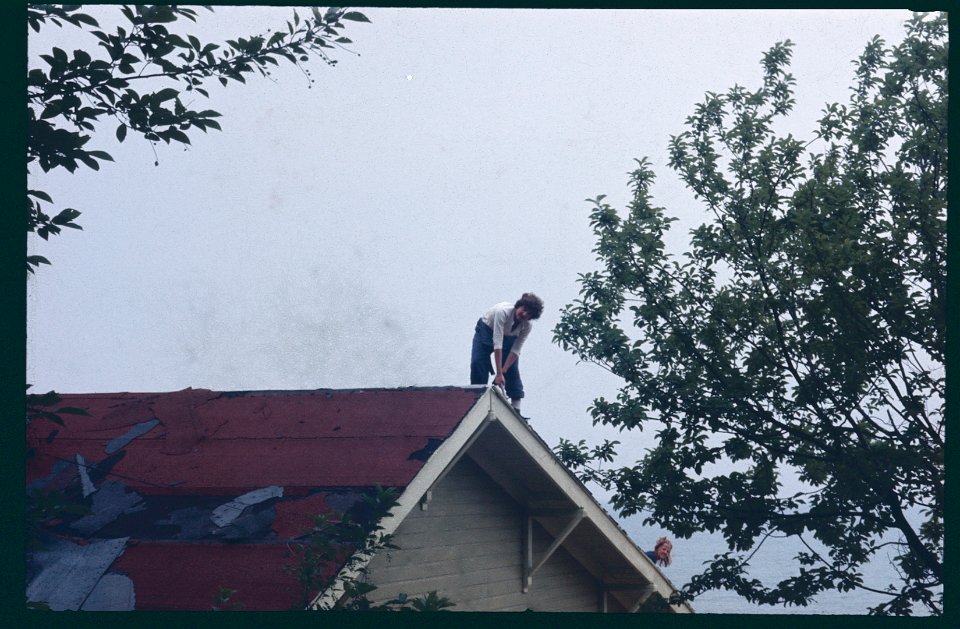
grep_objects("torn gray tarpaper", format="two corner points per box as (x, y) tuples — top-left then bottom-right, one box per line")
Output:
(105, 419), (161, 454)
(213, 506), (277, 540)
(26, 537), (129, 610)
(158, 506), (216, 540)
(71, 480), (146, 536)
(211, 486), (283, 527)
(77, 453), (95, 497)
(80, 572), (136, 611)
(26, 458), (72, 493)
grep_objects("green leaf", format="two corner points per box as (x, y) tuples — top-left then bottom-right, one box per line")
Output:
(87, 150), (114, 162)
(73, 49), (92, 66)
(74, 13), (99, 27)
(116, 124), (127, 143)
(341, 12), (371, 23)
(55, 407), (90, 416)
(77, 154), (100, 171)
(153, 88), (180, 102)
(166, 33), (189, 48)
(167, 129), (191, 145)
(27, 68), (47, 86)
(52, 208), (82, 225)
(31, 391), (61, 407)
(27, 189), (53, 203)
(39, 412), (65, 426)
(40, 100), (67, 120)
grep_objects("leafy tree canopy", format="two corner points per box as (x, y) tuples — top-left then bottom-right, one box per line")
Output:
(553, 12), (945, 616)
(27, 4), (369, 272)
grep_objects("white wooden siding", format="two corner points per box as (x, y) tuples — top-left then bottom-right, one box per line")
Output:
(364, 456), (602, 611)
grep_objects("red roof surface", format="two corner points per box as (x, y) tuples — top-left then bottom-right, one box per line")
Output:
(112, 542), (306, 610)
(27, 387), (483, 494)
(26, 386), (485, 610)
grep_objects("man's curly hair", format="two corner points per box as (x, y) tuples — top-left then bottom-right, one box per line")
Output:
(515, 293), (544, 319)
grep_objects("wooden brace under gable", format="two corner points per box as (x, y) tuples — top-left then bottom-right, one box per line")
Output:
(601, 584), (656, 613)
(523, 508), (585, 592)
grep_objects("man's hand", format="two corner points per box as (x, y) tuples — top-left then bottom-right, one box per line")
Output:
(493, 373), (505, 388)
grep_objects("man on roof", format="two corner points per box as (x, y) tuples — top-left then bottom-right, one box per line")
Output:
(470, 293), (544, 415)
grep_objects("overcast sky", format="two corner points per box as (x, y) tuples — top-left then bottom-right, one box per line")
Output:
(27, 6), (919, 612)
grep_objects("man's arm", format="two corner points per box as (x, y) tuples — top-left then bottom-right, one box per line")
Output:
(491, 308), (509, 386)
(494, 348), (519, 388)
(493, 348), (506, 387)
(502, 351), (518, 373)
(510, 323), (531, 355)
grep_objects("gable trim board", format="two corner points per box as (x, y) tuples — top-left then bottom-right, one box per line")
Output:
(310, 387), (692, 613)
